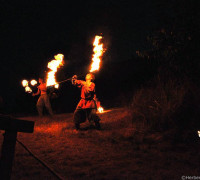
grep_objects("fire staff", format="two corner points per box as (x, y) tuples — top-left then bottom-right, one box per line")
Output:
(72, 73), (101, 130)
(32, 78), (54, 117)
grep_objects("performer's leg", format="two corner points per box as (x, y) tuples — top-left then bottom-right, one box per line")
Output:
(44, 94), (54, 116)
(88, 109), (101, 130)
(74, 109), (86, 130)
(36, 96), (44, 117)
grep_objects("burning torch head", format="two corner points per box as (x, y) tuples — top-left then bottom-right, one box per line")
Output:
(85, 73), (95, 81)
(30, 79), (37, 86)
(22, 80), (29, 87)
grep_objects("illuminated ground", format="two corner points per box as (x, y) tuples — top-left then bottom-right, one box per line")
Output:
(0, 108), (199, 179)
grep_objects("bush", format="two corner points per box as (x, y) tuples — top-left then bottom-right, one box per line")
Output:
(130, 76), (190, 131)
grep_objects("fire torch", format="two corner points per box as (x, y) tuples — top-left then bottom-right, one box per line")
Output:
(89, 35), (105, 113)
(21, 79), (38, 93)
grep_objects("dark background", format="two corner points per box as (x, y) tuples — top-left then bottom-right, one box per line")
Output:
(0, 0), (198, 116)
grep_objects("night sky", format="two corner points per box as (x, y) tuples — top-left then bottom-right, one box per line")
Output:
(0, 0), (197, 115)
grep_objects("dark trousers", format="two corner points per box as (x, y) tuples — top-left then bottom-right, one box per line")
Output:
(74, 108), (101, 129)
(36, 94), (53, 116)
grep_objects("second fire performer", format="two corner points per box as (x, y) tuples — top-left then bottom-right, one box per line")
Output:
(32, 78), (54, 117)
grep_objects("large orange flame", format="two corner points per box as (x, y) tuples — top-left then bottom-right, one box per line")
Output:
(90, 35), (105, 111)
(90, 35), (104, 72)
(46, 54), (64, 87)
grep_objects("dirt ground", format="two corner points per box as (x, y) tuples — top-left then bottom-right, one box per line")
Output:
(0, 108), (200, 180)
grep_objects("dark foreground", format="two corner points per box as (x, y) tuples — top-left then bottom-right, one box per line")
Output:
(0, 108), (200, 180)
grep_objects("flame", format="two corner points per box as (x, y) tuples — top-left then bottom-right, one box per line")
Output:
(25, 86), (32, 93)
(22, 79), (33, 93)
(54, 84), (59, 89)
(90, 35), (104, 72)
(22, 80), (28, 87)
(46, 54), (64, 87)
(98, 106), (104, 113)
(198, 131), (200, 137)
(30, 79), (37, 86)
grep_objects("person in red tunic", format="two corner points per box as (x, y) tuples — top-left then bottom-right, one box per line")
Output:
(72, 73), (101, 130)
(32, 78), (54, 117)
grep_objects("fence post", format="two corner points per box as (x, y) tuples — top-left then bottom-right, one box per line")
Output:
(0, 130), (18, 180)
(0, 115), (34, 180)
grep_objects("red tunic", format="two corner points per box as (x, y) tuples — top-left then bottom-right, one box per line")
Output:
(38, 83), (47, 95)
(75, 80), (97, 109)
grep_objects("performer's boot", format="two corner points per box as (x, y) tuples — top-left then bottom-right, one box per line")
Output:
(75, 123), (80, 130)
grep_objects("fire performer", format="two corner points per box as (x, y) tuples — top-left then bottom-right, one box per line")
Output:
(32, 78), (54, 117)
(72, 73), (101, 130)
